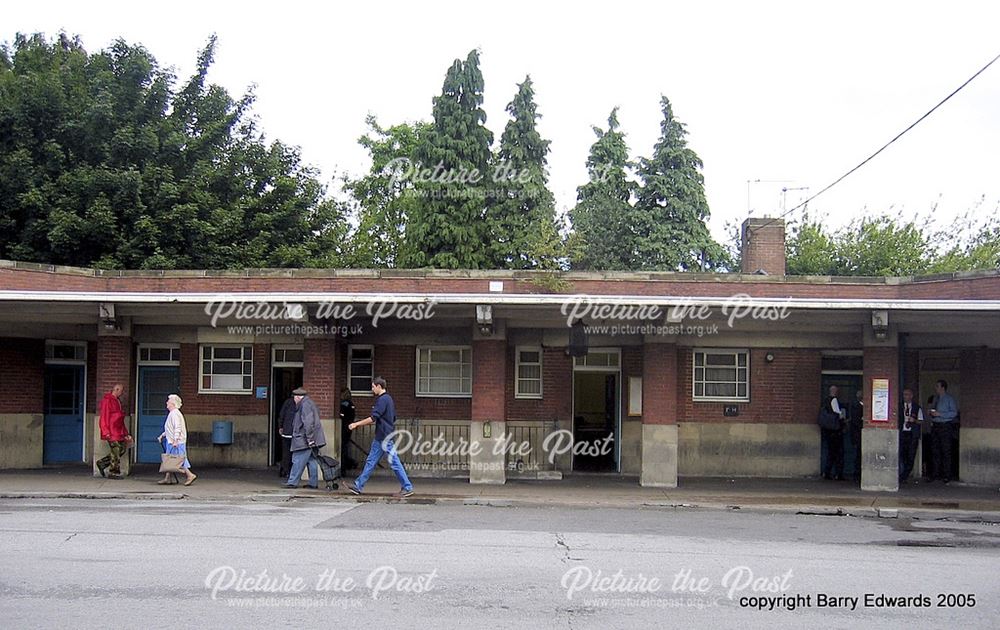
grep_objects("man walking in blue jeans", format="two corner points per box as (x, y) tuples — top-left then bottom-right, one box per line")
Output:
(347, 377), (414, 498)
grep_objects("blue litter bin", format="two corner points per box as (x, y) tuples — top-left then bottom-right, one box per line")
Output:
(212, 420), (233, 445)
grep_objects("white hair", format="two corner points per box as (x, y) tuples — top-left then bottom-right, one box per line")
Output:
(167, 394), (183, 409)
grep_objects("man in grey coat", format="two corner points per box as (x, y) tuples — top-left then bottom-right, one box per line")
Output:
(282, 387), (327, 489)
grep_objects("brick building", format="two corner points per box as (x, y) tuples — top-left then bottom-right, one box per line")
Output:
(1, 218), (999, 491)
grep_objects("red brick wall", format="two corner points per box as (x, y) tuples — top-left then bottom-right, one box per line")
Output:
(303, 338), (336, 417)
(863, 345), (898, 429)
(178, 343), (270, 416)
(677, 348), (821, 424)
(0, 338), (44, 414)
(369, 345), (472, 421)
(472, 340), (506, 423)
(643, 344), (678, 424)
(959, 348), (1000, 429)
(95, 337), (133, 413)
(506, 347), (573, 423)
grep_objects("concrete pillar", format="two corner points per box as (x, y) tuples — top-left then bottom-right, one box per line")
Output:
(470, 334), (507, 485)
(93, 331), (133, 477)
(640, 342), (678, 487)
(861, 325), (899, 492)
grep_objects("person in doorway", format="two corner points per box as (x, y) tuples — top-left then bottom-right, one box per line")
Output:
(158, 394), (197, 486)
(898, 388), (923, 483)
(277, 395), (296, 478)
(339, 388), (356, 471)
(347, 377), (414, 498)
(928, 379), (959, 483)
(821, 385), (845, 480)
(97, 383), (131, 479)
(282, 387), (326, 489)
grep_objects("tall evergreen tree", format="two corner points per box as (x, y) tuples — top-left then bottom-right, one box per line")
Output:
(568, 108), (638, 270)
(401, 50), (493, 268)
(634, 96), (724, 270)
(487, 76), (562, 269)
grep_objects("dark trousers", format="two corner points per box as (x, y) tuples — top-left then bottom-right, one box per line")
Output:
(821, 428), (844, 478)
(279, 437), (292, 477)
(930, 422), (957, 480)
(898, 428), (920, 481)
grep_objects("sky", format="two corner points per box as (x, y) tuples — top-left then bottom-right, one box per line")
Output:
(6, 0), (1000, 244)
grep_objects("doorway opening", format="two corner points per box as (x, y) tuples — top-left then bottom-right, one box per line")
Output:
(271, 346), (304, 468)
(820, 357), (863, 480)
(572, 349), (620, 472)
(43, 341), (87, 464)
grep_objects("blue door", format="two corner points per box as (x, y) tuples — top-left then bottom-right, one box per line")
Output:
(137, 366), (180, 463)
(43, 364), (85, 464)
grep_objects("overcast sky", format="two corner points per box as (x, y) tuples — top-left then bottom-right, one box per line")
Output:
(7, 1), (1000, 243)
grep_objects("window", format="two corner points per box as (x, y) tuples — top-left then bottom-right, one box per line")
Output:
(138, 346), (180, 364)
(272, 347), (304, 365)
(348, 345), (374, 395)
(693, 349), (749, 402)
(200, 345), (253, 393)
(573, 350), (620, 369)
(45, 341), (86, 363)
(416, 347), (472, 397)
(515, 347), (543, 399)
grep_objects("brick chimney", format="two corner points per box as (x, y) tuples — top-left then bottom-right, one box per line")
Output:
(740, 217), (786, 276)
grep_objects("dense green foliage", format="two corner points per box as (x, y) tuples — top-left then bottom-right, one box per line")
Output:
(785, 210), (1000, 276)
(6, 34), (993, 276)
(0, 33), (346, 269)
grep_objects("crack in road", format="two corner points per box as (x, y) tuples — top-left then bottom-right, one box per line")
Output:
(64, 532), (77, 543)
(555, 532), (584, 563)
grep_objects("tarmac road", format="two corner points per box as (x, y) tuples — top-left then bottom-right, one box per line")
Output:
(1, 498), (998, 629)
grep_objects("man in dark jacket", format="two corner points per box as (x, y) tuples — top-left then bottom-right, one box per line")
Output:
(277, 396), (297, 478)
(347, 377), (414, 498)
(282, 387), (326, 489)
(898, 388), (923, 483)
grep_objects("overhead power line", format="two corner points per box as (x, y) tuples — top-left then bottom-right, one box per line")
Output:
(750, 50), (1000, 234)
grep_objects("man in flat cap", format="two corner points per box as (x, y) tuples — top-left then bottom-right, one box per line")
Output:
(282, 387), (326, 489)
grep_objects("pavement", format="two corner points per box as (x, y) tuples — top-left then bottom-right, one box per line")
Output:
(2, 465), (999, 521)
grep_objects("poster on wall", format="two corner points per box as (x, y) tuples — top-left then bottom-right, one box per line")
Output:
(871, 378), (890, 422)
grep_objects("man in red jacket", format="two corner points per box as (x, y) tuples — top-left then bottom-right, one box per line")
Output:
(97, 384), (130, 479)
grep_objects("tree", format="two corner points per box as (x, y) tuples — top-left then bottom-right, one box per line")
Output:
(835, 215), (929, 276)
(634, 96), (725, 270)
(785, 214), (839, 275)
(568, 108), (638, 270)
(783, 211), (1000, 277)
(345, 115), (430, 268)
(928, 208), (1000, 273)
(487, 76), (562, 269)
(401, 50), (493, 269)
(0, 33), (347, 269)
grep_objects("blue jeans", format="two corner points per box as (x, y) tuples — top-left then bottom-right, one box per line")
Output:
(287, 449), (318, 488)
(355, 438), (412, 492)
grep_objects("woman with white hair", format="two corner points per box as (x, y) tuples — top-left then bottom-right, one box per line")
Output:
(158, 394), (197, 486)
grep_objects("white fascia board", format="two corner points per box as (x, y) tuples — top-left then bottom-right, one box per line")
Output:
(0, 290), (999, 311)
